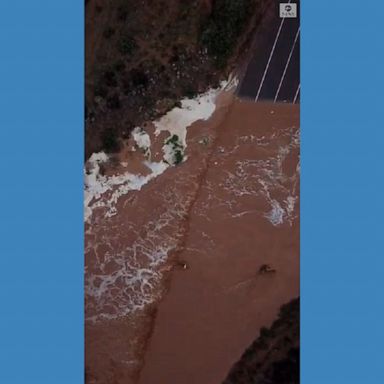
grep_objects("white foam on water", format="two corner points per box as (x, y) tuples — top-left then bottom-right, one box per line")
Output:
(216, 126), (300, 226)
(85, 190), (191, 322)
(84, 77), (237, 222)
(84, 154), (169, 222)
(85, 76), (239, 322)
(132, 127), (151, 158)
(84, 152), (109, 222)
(265, 199), (285, 226)
(103, 160), (169, 217)
(284, 195), (297, 222)
(155, 77), (237, 164)
(154, 85), (221, 147)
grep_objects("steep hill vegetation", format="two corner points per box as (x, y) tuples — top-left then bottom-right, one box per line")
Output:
(85, 0), (267, 157)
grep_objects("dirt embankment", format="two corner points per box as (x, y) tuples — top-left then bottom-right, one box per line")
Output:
(85, 0), (268, 158)
(223, 298), (300, 384)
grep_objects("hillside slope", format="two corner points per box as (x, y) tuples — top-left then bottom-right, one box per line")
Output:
(223, 298), (300, 384)
(85, 0), (267, 158)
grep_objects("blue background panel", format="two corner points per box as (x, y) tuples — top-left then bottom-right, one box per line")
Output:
(0, 1), (83, 383)
(0, 0), (383, 383)
(302, 0), (384, 383)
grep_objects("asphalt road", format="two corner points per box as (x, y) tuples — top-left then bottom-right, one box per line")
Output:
(238, 1), (300, 103)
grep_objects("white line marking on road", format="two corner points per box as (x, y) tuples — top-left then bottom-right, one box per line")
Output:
(293, 83), (300, 104)
(274, 26), (300, 103)
(254, 0), (291, 102)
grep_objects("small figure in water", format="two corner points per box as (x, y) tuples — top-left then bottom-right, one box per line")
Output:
(258, 264), (276, 275)
(174, 260), (189, 270)
(160, 261), (188, 273)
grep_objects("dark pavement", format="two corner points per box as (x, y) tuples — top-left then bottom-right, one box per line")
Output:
(238, 1), (300, 103)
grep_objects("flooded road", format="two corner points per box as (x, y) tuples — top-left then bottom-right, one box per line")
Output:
(85, 89), (299, 383)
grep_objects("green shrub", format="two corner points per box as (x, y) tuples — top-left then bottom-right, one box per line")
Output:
(94, 83), (108, 98)
(117, 36), (137, 55)
(106, 93), (121, 109)
(130, 68), (149, 88)
(101, 128), (120, 153)
(103, 70), (118, 87)
(103, 27), (115, 39)
(201, 0), (254, 67)
(166, 134), (181, 146)
(114, 60), (125, 72)
(165, 135), (184, 165)
(183, 83), (198, 99)
(174, 150), (183, 165)
(116, 5), (128, 22)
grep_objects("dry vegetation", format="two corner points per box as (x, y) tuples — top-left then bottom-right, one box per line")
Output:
(85, 0), (266, 158)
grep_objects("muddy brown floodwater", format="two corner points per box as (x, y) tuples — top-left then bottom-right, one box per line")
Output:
(85, 96), (299, 384)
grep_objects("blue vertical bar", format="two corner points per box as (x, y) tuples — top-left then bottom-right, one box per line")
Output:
(302, 0), (384, 383)
(0, 2), (83, 383)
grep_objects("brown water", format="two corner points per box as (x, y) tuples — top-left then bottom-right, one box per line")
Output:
(85, 98), (299, 384)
